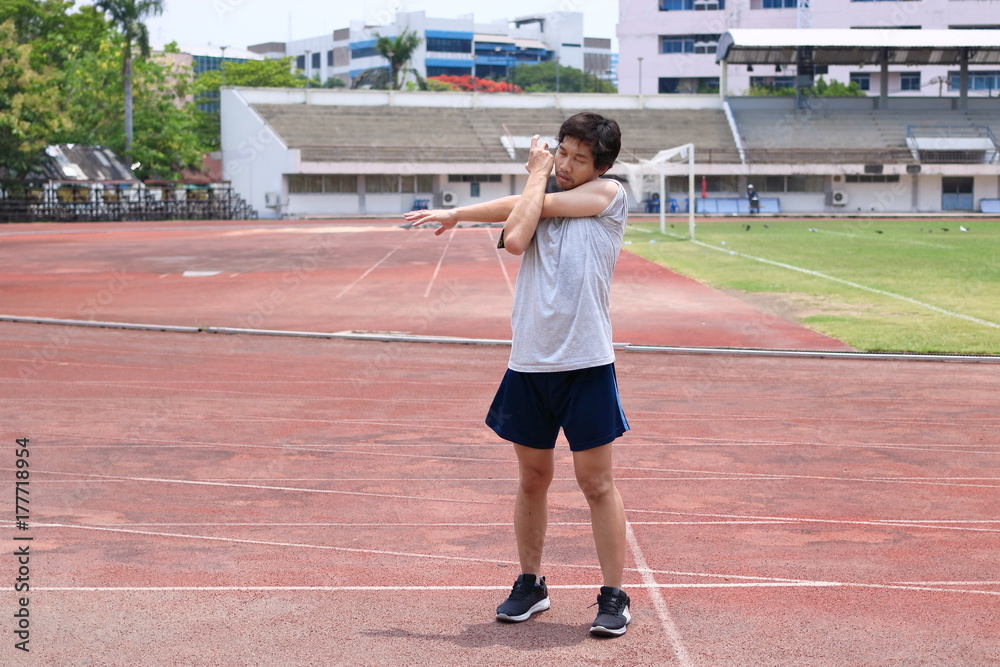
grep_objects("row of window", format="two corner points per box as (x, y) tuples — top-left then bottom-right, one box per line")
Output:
(427, 37), (472, 54)
(660, 35), (720, 54)
(288, 175), (435, 194)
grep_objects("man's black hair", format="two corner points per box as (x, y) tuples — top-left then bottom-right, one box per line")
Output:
(557, 112), (622, 174)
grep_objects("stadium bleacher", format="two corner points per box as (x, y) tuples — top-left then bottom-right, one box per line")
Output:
(251, 104), (740, 164)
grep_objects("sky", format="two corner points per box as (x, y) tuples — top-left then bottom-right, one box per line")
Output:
(76, 0), (619, 52)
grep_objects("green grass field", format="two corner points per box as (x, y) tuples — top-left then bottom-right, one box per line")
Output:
(623, 217), (1000, 354)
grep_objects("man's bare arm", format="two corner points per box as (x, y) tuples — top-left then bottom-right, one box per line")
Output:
(500, 136), (554, 255)
(403, 196), (519, 235)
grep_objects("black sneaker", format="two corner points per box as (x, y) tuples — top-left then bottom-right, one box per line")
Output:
(495, 574), (550, 622)
(590, 586), (631, 637)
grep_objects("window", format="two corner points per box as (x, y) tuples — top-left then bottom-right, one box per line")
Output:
(660, 78), (680, 93)
(427, 37), (472, 53)
(900, 72), (920, 91)
(327, 50), (334, 66)
(845, 174), (900, 183)
(427, 66), (472, 77)
(401, 175), (434, 193)
(658, 76), (719, 93)
(660, 34), (720, 55)
(350, 45), (380, 59)
(295, 55), (305, 71)
(448, 175), (502, 183)
(850, 72), (871, 91)
(366, 175), (435, 193)
(287, 175), (358, 194)
(367, 175), (402, 194)
(323, 175), (357, 193)
(312, 52), (321, 68)
(949, 70), (1000, 91)
(761, 0), (797, 7)
(750, 76), (796, 90)
(660, 0), (725, 9)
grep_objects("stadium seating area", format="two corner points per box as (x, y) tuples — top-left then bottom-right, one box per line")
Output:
(729, 98), (998, 164)
(252, 104), (740, 164)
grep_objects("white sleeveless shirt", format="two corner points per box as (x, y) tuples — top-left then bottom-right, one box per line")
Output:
(507, 180), (628, 373)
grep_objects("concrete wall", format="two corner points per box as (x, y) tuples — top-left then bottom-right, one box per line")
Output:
(220, 88), (297, 220)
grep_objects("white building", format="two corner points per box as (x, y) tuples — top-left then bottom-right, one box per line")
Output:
(248, 10), (614, 89)
(619, 0), (1000, 97)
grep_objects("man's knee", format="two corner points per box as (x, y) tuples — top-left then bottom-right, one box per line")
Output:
(576, 471), (615, 503)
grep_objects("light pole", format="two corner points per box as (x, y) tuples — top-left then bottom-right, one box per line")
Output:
(555, 56), (561, 93)
(304, 49), (311, 88)
(637, 57), (643, 95)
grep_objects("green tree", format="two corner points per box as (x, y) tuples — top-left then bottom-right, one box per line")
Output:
(371, 28), (424, 90)
(510, 61), (615, 93)
(0, 20), (70, 175)
(747, 77), (864, 97)
(0, 0), (108, 69)
(191, 57), (306, 150)
(94, 0), (164, 157)
(54, 40), (203, 179)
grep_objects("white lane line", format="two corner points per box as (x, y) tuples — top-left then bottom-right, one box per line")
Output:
(627, 508), (1000, 533)
(691, 239), (1000, 330)
(26, 469), (500, 505)
(487, 228), (515, 295)
(33, 582), (1000, 596)
(336, 229), (423, 299)
(424, 227), (456, 298)
(626, 522), (694, 667)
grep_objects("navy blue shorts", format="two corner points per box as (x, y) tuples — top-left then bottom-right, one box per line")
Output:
(485, 363), (629, 452)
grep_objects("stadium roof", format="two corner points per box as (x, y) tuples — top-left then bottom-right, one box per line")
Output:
(716, 29), (1000, 66)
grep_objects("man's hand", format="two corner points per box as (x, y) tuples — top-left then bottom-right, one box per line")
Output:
(403, 208), (459, 236)
(525, 135), (554, 176)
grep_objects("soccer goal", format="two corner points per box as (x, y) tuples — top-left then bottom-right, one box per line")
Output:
(620, 144), (696, 240)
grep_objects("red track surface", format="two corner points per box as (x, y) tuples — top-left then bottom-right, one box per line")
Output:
(1, 220), (997, 665)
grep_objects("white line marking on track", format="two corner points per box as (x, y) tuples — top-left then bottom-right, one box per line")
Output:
(33, 582), (1000, 595)
(626, 508), (1000, 532)
(690, 239), (1000, 330)
(487, 228), (515, 295)
(336, 229), (423, 299)
(28, 469), (501, 505)
(626, 522), (694, 667)
(18, 523), (998, 597)
(424, 227), (455, 298)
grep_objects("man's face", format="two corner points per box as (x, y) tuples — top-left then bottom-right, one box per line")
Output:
(554, 136), (603, 190)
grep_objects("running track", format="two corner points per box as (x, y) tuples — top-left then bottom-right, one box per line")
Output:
(0, 219), (997, 666)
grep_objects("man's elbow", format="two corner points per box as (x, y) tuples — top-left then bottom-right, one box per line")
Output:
(503, 239), (527, 256)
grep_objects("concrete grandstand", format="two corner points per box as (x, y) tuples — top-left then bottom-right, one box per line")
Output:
(221, 85), (997, 219)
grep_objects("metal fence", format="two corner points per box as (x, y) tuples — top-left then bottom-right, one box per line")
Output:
(0, 182), (257, 223)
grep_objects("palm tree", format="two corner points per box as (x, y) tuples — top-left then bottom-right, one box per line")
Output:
(373, 29), (424, 90)
(95, 0), (164, 157)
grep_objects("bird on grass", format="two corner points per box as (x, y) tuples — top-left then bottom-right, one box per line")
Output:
(960, 225), (970, 232)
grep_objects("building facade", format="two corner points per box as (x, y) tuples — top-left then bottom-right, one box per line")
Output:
(619, 0), (1000, 96)
(248, 11), (615, 88)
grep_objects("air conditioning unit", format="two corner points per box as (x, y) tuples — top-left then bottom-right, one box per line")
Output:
(831, 190), (849, 206)
(264, 192), (280, 208)
(441, 191), (457, 208)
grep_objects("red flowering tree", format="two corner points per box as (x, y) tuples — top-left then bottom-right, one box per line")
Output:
(427, 74), (522, 93)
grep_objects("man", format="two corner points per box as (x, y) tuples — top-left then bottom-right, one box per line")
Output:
(403, 112), (631, 637)
(747, 183), (760, 214)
